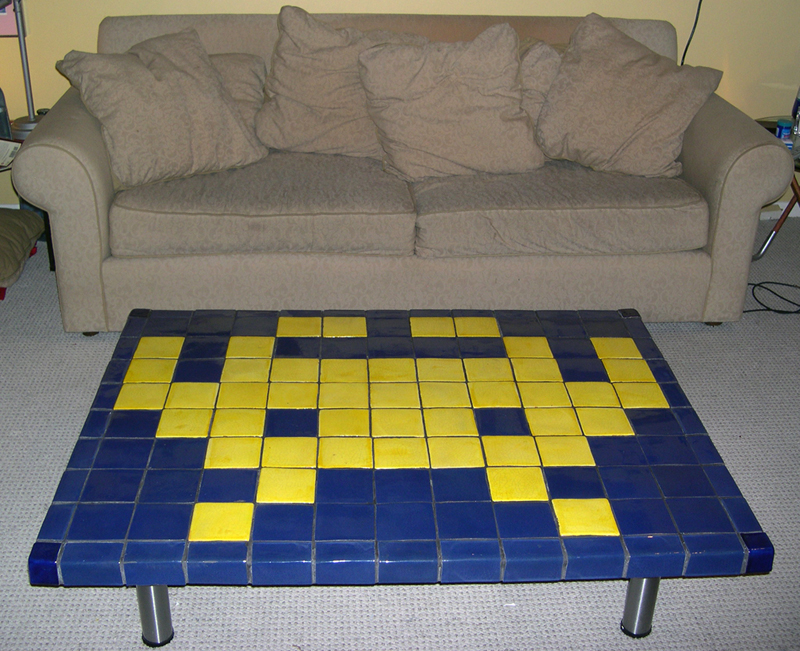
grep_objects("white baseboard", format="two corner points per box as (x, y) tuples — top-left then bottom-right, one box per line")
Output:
(761, 200), (800, 220)
(0, 203), (20, 210)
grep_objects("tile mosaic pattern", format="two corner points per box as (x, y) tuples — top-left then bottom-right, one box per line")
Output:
(29, 309), (774, 588)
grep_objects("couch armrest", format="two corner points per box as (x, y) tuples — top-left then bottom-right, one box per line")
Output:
(679, 93), (794, 322)
(12, 88), (115, 331)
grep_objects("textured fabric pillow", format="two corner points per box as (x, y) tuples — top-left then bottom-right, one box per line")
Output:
(536, 13), (722, 177)
(209, 53), (268, 129)
(519, 40), (562, 128)
(255, 6), (426, 158)
(358, 23), (545, 182)
(57, 30), (267, 188)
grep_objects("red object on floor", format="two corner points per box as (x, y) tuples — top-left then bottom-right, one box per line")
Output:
(0, 287), (6, 300)
(30, 246), (37, 256)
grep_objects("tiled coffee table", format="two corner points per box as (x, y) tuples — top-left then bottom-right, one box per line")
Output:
(29, 309), (773, 646)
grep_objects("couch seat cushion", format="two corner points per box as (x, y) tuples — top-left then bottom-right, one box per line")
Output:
(411, 160), (708, 257)
(110, 152), (416, 257)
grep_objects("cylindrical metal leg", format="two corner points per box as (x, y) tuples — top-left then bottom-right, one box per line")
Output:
(136, 585), (174, 647)
(620, 577), (660, 638)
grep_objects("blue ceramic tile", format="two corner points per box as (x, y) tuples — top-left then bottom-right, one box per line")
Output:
(723, 498), (763, 533)
(104, 410), (161, 438)
(624, 535), (685, 578)
(142, 311), (192, 335)
(667, 498), (735, 534)
(93, 438), (153, 469)
(173, 358), (224, 383)
(60, 542), (124, 586)
(128, 503), (193, 540)
(273, 337), (321, 358)
(82, 469), (144, 502)
(252, 504), (314, 541)
(231, 311), (279, 336)
(265, 410), (318, 437)
(367, 337), (415, 358)
(632, 337), (663, 359)
(66, 439), (100, 469)
(101, 358), (130, 384)
(79, 410), (110, 438)
(544, 467), (605, 499)
(413, 338), (461, 358)
(139, 469), (202, 503)
(502, 539), (564, 582)
(703, 465), (742, 497)
(375, 469), (433, 503)
(37, 504), (75, 541)
(660, 383), (691, 408)
(91, 383), (121, 410)
(121, 310), (149, 336)
(611, 499), (677, 535)
(321, 337), (368, 359)
(651, 465), (716, 498)
(53, 470), (89, 502)
(376, 502), (436, 541)
(536, 311), (586, 338)
(688, 435), (724, 464)
(675, 408), (707, 435)
(251, 542), (312, 586)
(180, 335), (229, 359)
(409, 309), (451, 317)
(28, 542), (61, 586)
(315, 503), (375, 541)
(587, 437), (647, 467)
(435, 501), (497, 539)
(556, 358), (609, 383)
(563, 537), (625, 580)
(458, 338), (507, 358)
(440, 539), (501, 583)
(315, 541), (375, 585)
(495, 311), (544, 336)
(378, 541), (438, 584)
(67, 503), (134, 541)
(626, 409), (683, 436)
(198, 469), (258, 503)
(598, 466), (661, 499)
(366, 312), (412, 337)
(123, 541), (186, 586)
(281, 309), (322, 317)
(683, 534), (745, 577)
(473, 408), (530, 436)
(187, 310), (235, 335)
(187, 542), (248, 585)
(431, 468), (490, 502)
(316, 469), (373, 504)
(638, 436), (699, 465)
(112, 336), (139, 360)
(493, 502), (558, 538)
(548, 338), (598, 359)
(149, 438), (208, 469)
(579, 310), (629, 337)
(645, 358), (676, 381)
(742, 532), (774, 574)
(452, 309), (495, 317)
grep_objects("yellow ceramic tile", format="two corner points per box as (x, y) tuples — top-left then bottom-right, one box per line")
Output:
(428, 437), (485, 468)
(576, 408), (635, 436)
(423, 408), (479, 437)
(318, 383), (369, 409)
(468, 382), (521, 408)
(454, 316), (501, 337)
(614, 382), (669, 409)
(487, 467), (548, 501)
(373, 438), (429, 469)
(220, 358), (271, 383)
(267, 383), (318, 409)
(603, 358), (656, 383)
(124, 358), (177, 384)
(419, 382), (471, 408)
(518, 382), (572, 408)
(318, 437), (373, 468)
(262, 437), (318, 468)
(463, 358), (514, 382)
(318, 409), (371, 437)
(256, 467), (316, 503)
(210, 409), (266, 437)
(188, 502), (254, 541)
(536, 436), (595, 467)
(226, 336), (274, 358)
(481, 436), (540, 466)
(510, 358), (563, 382)
(269, 358), (319, 383)
(205, 437), (262, 468)
(415, 358), (465, 382)
(165, 382), (219, 409)
(133, 336), (184, 359)
(552, 498), (619, 536)
(156, 408), (213, 438)
(372, 409), (425, 438)
(276, 316), (321, 337)
(503, 337), (553, 358)
(320, 359), (368, 383)
(114, 383), (170, 410)
(368, 358), (417, 383)
(565, 382), (620, 407)
(410, 316), (455, 338)
(322, 316), (367, 338)
(370, 382), (420, 409)
(525, 407), (582, 436)
(591, 337), (642, 359)
(216, 382), (269, 409)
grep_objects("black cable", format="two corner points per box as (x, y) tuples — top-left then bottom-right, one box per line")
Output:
(680, 0), (704, 65)
(743, 281), (800, 314)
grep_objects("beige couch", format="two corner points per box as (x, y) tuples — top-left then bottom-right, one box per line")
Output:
(12, 12), (793, 332)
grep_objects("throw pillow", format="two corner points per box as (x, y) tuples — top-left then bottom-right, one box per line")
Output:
(209, 53), (268, 129)
(255, 5), (427, 158)
(358, 23), (545, 182)
(57, 30), (267, 188)
(535, 13), (722, 177)
(519, 39), (562, 128)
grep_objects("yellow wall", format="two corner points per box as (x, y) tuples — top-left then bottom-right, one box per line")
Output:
(2, 0), (799, 204)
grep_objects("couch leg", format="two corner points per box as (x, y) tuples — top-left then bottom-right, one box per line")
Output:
(704, 322), (722, 326)
(0, 287), (5, 301)
(82, 331), (99, 337)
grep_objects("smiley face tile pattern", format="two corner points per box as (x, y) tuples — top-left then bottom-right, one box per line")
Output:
(29, 309), (773, 588)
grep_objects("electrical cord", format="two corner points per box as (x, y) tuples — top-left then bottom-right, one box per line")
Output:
(744, 281), (800, 314)
(681, 0), (704, 65)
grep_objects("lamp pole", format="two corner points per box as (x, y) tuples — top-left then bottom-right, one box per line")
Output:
(9, 0), (41, 139)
